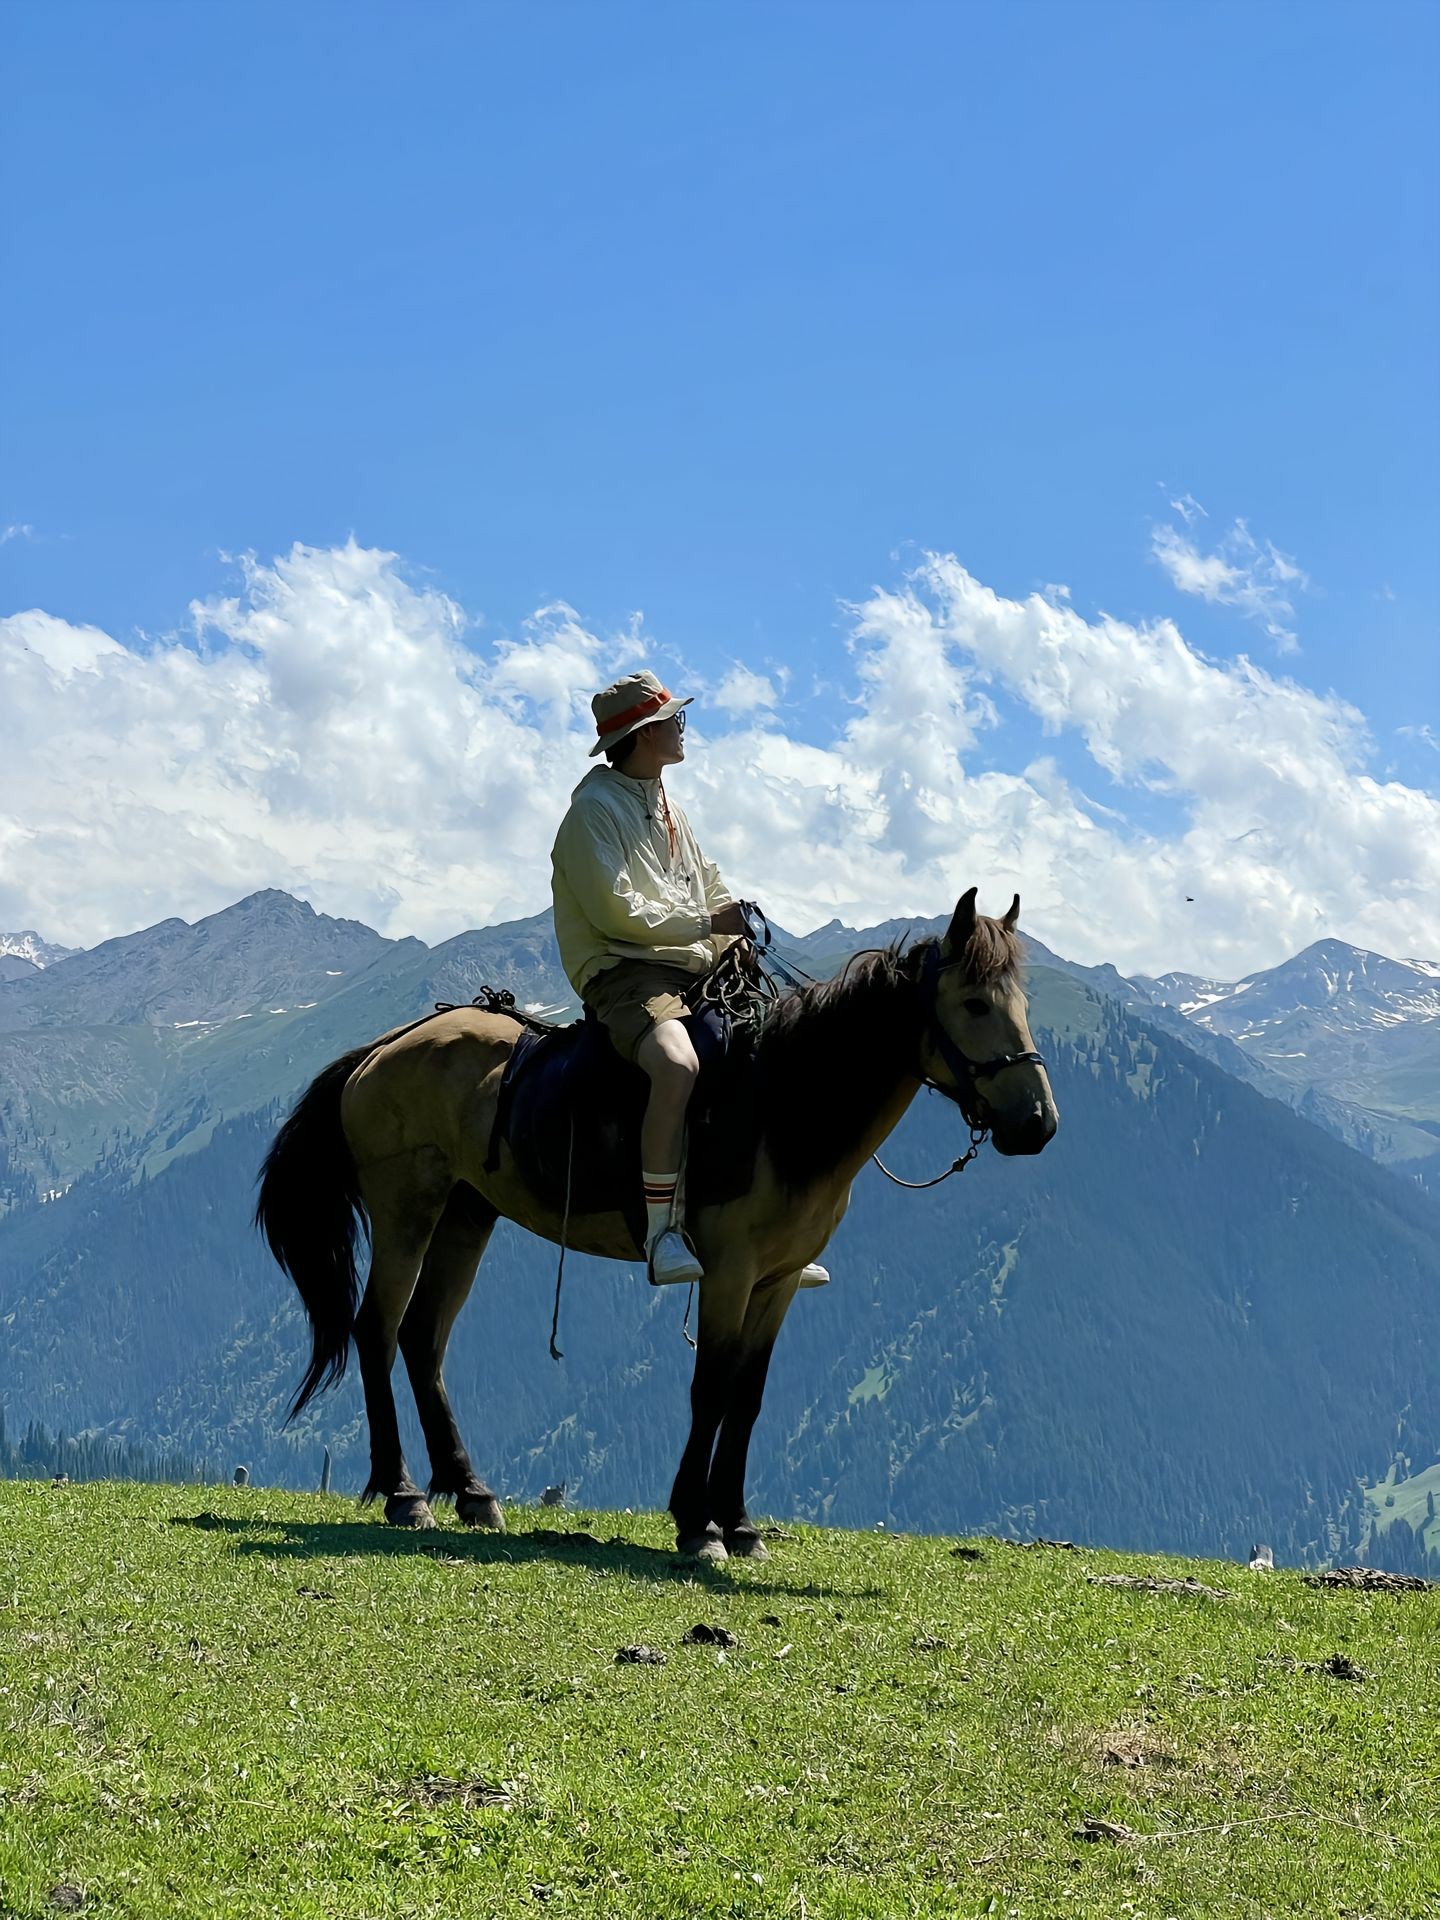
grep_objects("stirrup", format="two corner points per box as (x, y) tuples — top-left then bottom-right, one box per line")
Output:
(648, 1226), (705, 1287)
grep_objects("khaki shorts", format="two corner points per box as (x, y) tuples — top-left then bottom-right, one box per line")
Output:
(583, 958), (699, 1064)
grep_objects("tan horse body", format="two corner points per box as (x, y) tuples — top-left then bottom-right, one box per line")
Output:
(257, 890), (1058, 1559)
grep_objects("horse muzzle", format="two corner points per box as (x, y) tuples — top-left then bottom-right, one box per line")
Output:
(990, 1102), (1058, 1157)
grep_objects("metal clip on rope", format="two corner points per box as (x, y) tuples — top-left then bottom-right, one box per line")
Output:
(872, 1123), (989, 1189)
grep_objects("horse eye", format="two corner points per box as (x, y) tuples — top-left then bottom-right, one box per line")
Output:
(962, 997), (989, 1018)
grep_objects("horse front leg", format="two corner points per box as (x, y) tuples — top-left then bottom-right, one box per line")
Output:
(707, 1270), (801, 1560)
(668, 1271), (752, 1562)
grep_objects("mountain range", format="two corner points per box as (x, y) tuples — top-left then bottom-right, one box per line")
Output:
(1, 890), (1437, 1576)
(1135, 943), (1440, 1172)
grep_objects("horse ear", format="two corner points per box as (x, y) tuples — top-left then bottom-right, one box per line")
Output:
(1002, 893), (1020, 930)
(943, 887), (979, 957)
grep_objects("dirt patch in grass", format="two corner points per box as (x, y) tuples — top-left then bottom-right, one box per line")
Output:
(406, 1773), (514, 1810)
(1304, 1567), (1434, 1594)
(1054, 1718), (1249, 1797)
(1088, 1573), (1231, 1600)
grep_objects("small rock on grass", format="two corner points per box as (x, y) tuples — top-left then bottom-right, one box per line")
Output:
(615, 1644), (668, 1665)
(48, 1889), (84, 1912)
(950, 1545), (984, 1561)
(682, 1623), (738, 1647)
(1074, 1817), (1140, 1843)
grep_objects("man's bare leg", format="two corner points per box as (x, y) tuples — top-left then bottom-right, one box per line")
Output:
(636, 1020), (702, 1281)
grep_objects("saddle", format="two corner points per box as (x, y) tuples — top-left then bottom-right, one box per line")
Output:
(480, 988), (760, 1256)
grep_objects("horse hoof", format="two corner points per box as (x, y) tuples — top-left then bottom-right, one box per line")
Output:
(677, 1530), (729, 1563)
(724, 1529), (770, 1562)
(456, 1493), (506, 1531)
(384, 1493), (436, 1529)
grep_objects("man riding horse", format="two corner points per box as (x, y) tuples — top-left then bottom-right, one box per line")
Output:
(258, 668), (1057, 1548)
(551, 669), (828, 1290)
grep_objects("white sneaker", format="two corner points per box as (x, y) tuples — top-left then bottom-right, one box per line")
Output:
(797, 1264), (830, 1289)
(648, 1227), (705, 1287)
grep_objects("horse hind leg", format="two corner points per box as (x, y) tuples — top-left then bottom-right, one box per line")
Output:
(399, 1183), (505, 1530)
(354, 1152), (451, 1528)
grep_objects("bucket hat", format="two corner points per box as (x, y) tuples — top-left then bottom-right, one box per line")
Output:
(588, 669), (693, 757)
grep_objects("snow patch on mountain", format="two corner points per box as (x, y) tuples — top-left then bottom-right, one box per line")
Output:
(0, 931), (81, 970)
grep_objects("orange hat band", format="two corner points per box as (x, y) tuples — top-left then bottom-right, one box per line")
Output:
(595, 687), (674, 736)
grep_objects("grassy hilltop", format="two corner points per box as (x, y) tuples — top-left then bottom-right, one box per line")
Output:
(1, 1484), (1436, 1920)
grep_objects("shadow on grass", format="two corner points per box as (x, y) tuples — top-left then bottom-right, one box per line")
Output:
(168, 1512), (883, 1600)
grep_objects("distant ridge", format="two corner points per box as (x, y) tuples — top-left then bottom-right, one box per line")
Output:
(1133, 938), (1440, 1173)
(0, 890), (395, 1031)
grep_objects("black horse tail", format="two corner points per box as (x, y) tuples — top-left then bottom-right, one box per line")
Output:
(255, 1044), (377, 1423)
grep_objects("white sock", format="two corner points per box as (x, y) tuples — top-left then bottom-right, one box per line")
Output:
(643, 1169), (678, 1247)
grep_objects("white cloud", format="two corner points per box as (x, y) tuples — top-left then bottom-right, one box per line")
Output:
(1164, 490), (1207, 527)
(710, 664), (779, 715)
(1, 523), (35, 545)
(1152, 512), (1308, 652)
(2, 539), (1437, 980)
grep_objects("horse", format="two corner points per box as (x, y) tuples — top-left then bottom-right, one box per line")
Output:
(254, 887), (1058, 1561)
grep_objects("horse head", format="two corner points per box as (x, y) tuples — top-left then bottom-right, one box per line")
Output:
(919, 887), (1058, 1157)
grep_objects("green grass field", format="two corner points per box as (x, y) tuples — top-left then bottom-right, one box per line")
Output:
(2, 1482), (1436, 1918)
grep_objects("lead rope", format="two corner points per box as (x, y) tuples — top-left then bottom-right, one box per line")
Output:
(872, 1120), (989, 1189)
(548, 1113), (575, 1361)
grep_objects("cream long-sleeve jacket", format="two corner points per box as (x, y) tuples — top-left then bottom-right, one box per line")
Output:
(551, 765), (736, 997)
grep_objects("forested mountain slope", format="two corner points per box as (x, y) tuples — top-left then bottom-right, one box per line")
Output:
(3, 963), (1435, 1574)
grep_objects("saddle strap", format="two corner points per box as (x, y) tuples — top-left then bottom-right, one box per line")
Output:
(548, 1114), (574, 1363)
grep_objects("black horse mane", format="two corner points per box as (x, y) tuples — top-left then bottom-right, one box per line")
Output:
(752, 918), (1023, 1191)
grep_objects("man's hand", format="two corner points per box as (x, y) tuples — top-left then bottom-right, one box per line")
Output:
(710, 901), (749, 939)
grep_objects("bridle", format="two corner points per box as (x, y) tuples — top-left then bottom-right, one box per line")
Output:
(872, 941), (1047, 1188)
(914, 941), (1047, 1123)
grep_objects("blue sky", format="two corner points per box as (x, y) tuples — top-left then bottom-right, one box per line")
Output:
(2, 1), (1438, 970)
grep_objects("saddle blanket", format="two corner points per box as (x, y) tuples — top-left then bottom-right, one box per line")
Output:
(483, 1004), (757, 1253)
